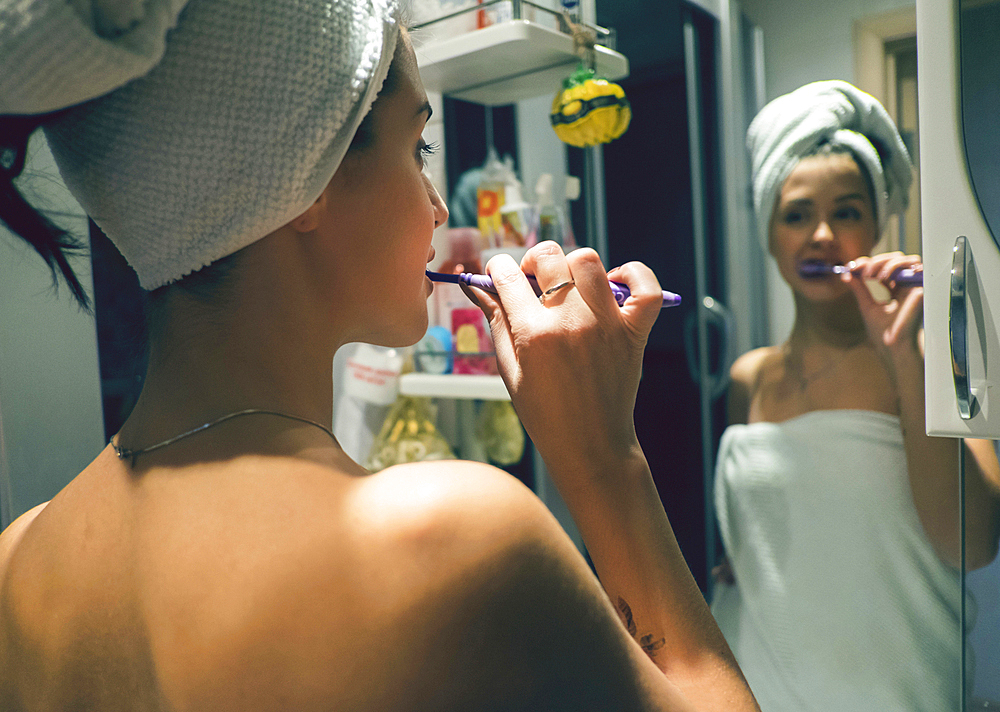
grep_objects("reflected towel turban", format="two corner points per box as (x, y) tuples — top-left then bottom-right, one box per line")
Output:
(1, 0), (399, 289)
(746, 80), (913, 254)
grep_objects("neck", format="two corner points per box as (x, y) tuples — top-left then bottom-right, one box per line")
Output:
(118, 283), (346, 455)
(788, 291), (867, 350)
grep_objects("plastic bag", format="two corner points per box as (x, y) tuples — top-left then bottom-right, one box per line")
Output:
(365, 395), (455, 472)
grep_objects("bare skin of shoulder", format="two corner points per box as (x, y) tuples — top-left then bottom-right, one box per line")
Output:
(729, 340), (897, 426)
(0, 441), (515, 712)
(0, 431), (697, 712)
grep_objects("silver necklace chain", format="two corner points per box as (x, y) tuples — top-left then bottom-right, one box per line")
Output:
(112, 409), (337, 467)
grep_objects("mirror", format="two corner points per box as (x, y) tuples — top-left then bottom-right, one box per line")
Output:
(704, 1), (998, 710)
(959, 2), (1000, 708)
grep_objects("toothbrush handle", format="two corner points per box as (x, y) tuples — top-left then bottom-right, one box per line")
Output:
(461, 273), (681, 308)
(890, 267), (922, 285)
(849, 266), (922, 285)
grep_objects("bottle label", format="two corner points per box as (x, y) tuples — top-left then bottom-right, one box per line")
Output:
(344, 344), (404, 405)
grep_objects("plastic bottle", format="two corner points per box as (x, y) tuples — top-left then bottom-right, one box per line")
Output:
(476, 148), (507, 248)
(560, 0), (580, 23)
(498, 175), (532, 247)
(533, 173), (565, 246)
(562, 175), (580, 248)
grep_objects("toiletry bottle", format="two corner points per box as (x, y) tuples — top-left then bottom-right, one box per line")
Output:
(533, 173), (564, 246)
(499, 175), (532, 247)
(560, 0), (580, 23)
(562, 175), (580, 248)
(476, 148), (507, 248)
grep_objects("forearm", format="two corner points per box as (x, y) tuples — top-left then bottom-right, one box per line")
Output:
(544, 445), (758, 711)
(893, 352), (1000, 568)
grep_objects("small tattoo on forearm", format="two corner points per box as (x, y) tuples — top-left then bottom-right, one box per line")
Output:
(617, 597), (666, 657)
(617, 596), (637, 636)
(640, 634), (666, 654)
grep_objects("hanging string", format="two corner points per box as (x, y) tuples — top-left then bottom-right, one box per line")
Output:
(561, 11), (597, 71)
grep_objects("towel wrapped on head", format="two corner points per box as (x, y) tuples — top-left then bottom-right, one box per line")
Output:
(746, 80), (913, 254)
(1, 0), (399, 290)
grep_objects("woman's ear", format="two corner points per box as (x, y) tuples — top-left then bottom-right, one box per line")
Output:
(289, 193), (326, 233)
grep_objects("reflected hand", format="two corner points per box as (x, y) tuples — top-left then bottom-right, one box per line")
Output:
(842, 251), (924, 370)
(460, 241), (662, 479)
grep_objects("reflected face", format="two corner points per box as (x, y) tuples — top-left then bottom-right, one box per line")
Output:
(769, 152), (879, 300)
(318, 31), (448, 346)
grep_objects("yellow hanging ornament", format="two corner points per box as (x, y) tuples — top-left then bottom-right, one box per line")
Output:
(550, 64), (631, 148)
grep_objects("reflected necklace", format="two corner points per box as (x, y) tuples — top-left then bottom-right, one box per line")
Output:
(112, 409), (338, 467)
(783, 338), (867, 392)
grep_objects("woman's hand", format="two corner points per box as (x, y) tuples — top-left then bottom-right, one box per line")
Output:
(842, 251), (924, 374)
(460, 242), (662, 480)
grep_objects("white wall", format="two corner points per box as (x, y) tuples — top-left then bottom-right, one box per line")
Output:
(0, 134), (104, 528)
(740, 0), (915, 345)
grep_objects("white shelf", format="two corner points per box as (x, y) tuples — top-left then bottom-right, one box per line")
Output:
(414, 20), (629, 106)
(399, 373), (511, 401)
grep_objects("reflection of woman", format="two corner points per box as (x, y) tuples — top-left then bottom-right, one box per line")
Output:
(0, 1), (761, 709)
(711, 80), (1000, 711)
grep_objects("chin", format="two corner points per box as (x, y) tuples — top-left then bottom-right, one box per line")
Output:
(798, 282), (853, 303)
(367, 311), (429, 349)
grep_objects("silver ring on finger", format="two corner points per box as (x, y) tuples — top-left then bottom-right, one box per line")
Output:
(538, 279), (575, 304)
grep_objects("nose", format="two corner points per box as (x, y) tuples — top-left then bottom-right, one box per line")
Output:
(426, 176), (449, 229)
(811, 219), (834, 243)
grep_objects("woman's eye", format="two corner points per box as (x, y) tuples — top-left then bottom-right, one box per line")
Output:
(783, 211), (804, 225)
(417, 140), (439, 165)
(835, 207), (862, 221)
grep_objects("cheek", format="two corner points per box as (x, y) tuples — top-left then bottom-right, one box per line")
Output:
(841, 225), (879, 257)
(769, 225), (802, 262)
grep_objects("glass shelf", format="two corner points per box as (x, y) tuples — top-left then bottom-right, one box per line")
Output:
(413, 5), (628, 106)
(399, 373), (511, 401)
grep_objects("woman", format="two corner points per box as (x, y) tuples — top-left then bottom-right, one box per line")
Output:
(0, 1), (758, 710)
(711, 80), (1000, 711)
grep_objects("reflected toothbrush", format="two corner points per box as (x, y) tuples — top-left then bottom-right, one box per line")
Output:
(426, 270), (682, 308)
(798, 259), (922, 285)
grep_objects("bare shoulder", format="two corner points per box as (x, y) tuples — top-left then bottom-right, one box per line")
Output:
(151, 460), (679, 710)
(727, 347), (779, 425)
(0, 502), (49, 706)
(729, 346), (778, 388)
(354, 460), (557, 549)
(0, 502), (49, 576)
(344, 462), (680, 711)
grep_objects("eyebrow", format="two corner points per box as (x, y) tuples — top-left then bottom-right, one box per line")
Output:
(416, 101), (433, 122)
(783, 192), (867, 207)
(834, 193), (867, 202)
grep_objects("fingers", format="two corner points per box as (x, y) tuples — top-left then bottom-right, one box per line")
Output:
(606, 260), (663, 333)
(484, 252), (545, 335)
(843, 267), (879, 312)
(472, 241), (663, 342)
(848, 252), (922, 290)
(885, 287), (924, 346)
(520, 241), (576, 305)
(567, 247), (622, 315)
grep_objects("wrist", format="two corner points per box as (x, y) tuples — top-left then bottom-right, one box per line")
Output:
(544, 435), (647, 486)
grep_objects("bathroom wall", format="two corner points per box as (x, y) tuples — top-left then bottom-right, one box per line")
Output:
(0, 134), (104, 528)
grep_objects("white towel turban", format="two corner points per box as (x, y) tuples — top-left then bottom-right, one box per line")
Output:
(1, 0), (399, 289)
(746, 80), (913, 255)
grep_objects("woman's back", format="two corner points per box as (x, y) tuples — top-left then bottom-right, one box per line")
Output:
(0, 439), (627, 712)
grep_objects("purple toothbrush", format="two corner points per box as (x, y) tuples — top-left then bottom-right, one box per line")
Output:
(798, 259), (922, 285)
(426, 270), (682, 308)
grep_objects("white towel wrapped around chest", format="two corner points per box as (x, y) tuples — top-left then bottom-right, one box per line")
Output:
(712, 410), (967, 712)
